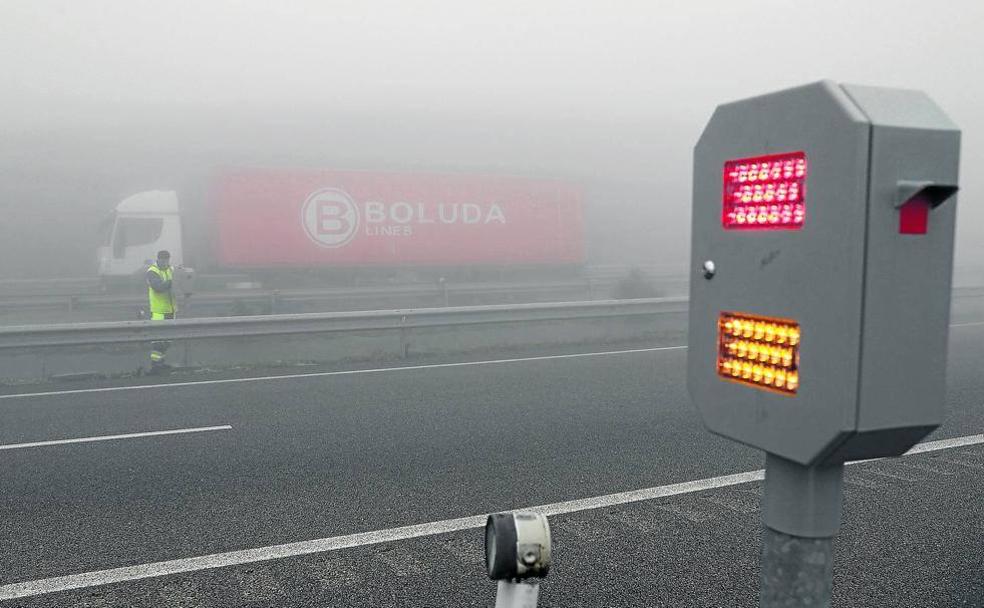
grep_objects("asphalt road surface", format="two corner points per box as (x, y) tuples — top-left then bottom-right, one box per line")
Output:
(1, 298), (983, 607)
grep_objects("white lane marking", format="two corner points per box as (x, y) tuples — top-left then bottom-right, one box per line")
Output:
(1, 432), (980, 600)
(950, 321), (984, 328)
(0, 425), (233, 451)
(903, 433), (984, 454)
(0, 346), (685, 402)
(849, 433), (984, 465)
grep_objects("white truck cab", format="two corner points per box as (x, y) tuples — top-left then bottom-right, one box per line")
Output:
(97, 190), (184, 278)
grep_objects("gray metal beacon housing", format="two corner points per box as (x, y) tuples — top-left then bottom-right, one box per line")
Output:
(688, 80), (960, 469)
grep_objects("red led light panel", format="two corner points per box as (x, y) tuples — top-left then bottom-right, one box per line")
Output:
(723, 152), (807, 230)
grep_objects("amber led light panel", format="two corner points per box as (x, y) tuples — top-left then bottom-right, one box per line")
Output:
(718, 312), (800, 395)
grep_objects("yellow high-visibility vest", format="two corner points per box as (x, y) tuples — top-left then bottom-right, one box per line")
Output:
(147, 264), (176, 315)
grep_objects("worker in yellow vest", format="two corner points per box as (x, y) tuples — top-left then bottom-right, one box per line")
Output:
(146, 250), (176, 373)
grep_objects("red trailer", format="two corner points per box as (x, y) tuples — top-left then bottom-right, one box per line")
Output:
(99, 169), (585, 280)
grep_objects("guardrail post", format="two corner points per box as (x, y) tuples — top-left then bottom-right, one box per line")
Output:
(438, 277), (449, 307)
(179, 296), (191, 368)
(399, 314), (410, 358)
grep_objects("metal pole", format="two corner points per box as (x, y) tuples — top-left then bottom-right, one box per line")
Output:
(760, 527), (833, 607)
(759, 453), (844, 608)
(494, 581), (539, 608)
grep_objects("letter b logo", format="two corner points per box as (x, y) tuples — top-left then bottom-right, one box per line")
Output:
(302, 188), (359, 248)
(318, 201), (349, 235)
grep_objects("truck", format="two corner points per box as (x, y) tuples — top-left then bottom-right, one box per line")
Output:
(97, 168), (585, 285)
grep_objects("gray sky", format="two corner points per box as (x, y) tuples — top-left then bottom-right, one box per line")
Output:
(3, 1), (980, 124)
(1, 0), (982, 274)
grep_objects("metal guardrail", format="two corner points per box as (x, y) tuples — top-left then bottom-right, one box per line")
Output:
(0, 270), (687, 318)
(2, 282), (981, 350)
(0, 265), (680, 296)
(0, 277), (104, 298)
(0, 297), (688, 350)
(2, 275), (974, 316)
(0, 279), (626, 309)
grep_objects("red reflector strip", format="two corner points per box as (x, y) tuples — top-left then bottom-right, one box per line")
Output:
(718, 312), (800, 395)
(899, 199), (929, 234)
(723, 152), (807, 230)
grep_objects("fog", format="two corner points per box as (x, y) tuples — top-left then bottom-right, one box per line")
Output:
(2, 0), (983, 280)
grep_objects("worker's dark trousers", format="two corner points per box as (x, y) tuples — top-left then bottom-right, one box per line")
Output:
(150, 312), (175, 369)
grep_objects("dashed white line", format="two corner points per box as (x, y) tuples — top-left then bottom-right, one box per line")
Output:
(0, 346), (686, 401)
(1, 432), (980, 601)
(0, 425), (233, 451)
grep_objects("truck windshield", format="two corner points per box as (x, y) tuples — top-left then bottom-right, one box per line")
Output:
(113, 217), (163, 259)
